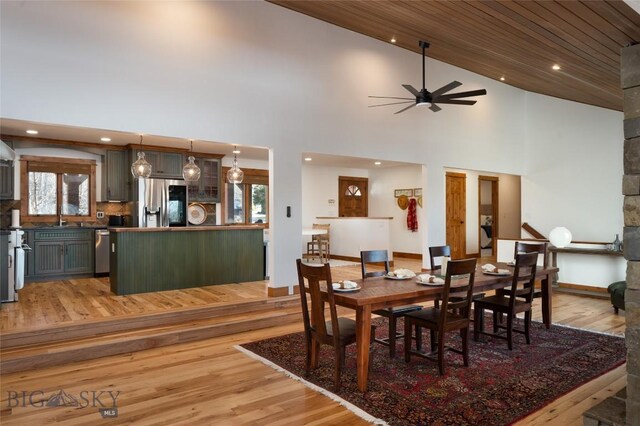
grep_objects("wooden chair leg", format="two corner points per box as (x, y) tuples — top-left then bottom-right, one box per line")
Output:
(311, 339), (320, 369)
(334, 347), (342, 391)
(415, 324), (422, 351)
(461, 327), (469, 367)
(437, 330), (445, 375)
(473, 305), (481, 341)
(304, 334), (312, 376)
(524, 310), (531, 344)
(507, 314), (513, 350)
(493, 311), (499, 333)
(404, 319), (412, 362)
(430, 329), (437, 353)
(388, 316), (397, 358)
(614, 306), (619, 314)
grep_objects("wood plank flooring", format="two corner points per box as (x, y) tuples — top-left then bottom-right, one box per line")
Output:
(0, 258), (627, 425)
(1, 277), (269, 331)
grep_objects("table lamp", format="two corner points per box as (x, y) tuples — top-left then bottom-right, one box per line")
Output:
(549, 227), (572, 248)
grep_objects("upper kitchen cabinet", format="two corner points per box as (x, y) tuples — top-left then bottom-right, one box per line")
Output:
(188, 157), (222, 203)
(0, 159), (14, 200)
(105, 150), (130, 201)
(133, 150), (184, 179)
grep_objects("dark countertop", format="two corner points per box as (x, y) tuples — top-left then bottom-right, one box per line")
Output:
(110, 225), (263, 233)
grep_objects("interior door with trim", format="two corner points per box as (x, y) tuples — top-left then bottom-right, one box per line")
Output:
(446, 172), (466, 259)
(338, 176), (368, 217)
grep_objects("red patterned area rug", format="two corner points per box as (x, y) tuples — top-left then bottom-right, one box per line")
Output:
(237, 317), (626, 425)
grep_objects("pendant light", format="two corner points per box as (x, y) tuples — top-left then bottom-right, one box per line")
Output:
(131, 134), (152, 178)
(182, 139), (201, 184)
(226, 146), (244, 184)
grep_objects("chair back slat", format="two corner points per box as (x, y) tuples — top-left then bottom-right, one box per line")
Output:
(439, 258), (477, 323)
(360, 250), (390, 279)
(514, 241), (548, 268)
(429, 245), (451, 271)
(296, 259), (340, 342)
(508, 252), (538, 309)
(312, 223), (330, 242)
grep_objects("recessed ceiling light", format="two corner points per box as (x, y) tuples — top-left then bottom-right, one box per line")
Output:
(26, 129), (38, 135)
(100, 137), (111, 142)
(390, 37), (396, 44)
(304, 157), (312, 162)
(500, 76), (505, 81)
(374, 161), (382, 165)
(552, 64), (561, 71)
(232, 149), (241, 154)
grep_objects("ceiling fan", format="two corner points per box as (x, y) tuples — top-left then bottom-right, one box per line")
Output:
(369, 41), (487, 113)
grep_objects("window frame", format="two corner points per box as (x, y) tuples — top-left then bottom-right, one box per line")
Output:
(20, 155), (97, 224)
(222, 167), (269, 228)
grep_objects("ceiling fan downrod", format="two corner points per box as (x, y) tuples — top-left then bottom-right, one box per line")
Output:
(419, 40), (430, 95)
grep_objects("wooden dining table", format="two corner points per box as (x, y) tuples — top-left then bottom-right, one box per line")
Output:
(322, 263), (559, 392)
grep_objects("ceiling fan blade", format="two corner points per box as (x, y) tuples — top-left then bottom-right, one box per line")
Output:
(436, 89), (487, 100)
(429, 104), (442, 112)
(368, 101), (415, 108)
(429, 81), (462, 99)
(394, 103), (417, 114)
(435, 99), (477, 105)
(402, 84), (420, 96)
(368, 96), (415, 100)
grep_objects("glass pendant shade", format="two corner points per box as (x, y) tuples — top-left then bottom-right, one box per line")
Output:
(131, 151), (152, 178)
(226, 148), (244, 184)
(182, 155), (201, 183)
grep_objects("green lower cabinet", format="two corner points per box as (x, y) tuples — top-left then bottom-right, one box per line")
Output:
(34, 241), (65, 275)
(64, 240), (93, 273)
(28, 229), (94, 281)
(111, 228), (264, 295)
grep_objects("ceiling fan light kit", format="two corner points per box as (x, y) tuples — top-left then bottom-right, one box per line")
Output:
(369, 40), (487, 114)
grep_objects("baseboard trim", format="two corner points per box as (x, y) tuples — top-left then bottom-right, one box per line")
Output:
(393, 252), (422, 260)
(556, 282), (609, 299)
(558, 282), (608, 293)
(330, 254), (361, 263)
(268, 286), (299, 297)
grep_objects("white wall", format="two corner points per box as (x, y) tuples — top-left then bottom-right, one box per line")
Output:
(0, 1), (623, 289)
(301, 164), (368, 225)
(369, 165), (423, 254)
(522, 93), (623, 242)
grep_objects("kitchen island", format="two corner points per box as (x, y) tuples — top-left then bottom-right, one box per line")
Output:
(110, 226), (264, 295)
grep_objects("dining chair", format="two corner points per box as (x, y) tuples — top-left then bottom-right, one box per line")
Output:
(428, 245), (451, 272)
(403, 258), (477, 375)
(497, 241), (548, 322)
(306, 223), (331, 263)
(473, 251), (538, 350)
(296, 259), (375, 391)
(360, 250), (422, 358)
(429, 245), (484, 313)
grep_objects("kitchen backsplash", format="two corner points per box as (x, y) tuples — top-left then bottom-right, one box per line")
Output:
(1, 200), (218, 227)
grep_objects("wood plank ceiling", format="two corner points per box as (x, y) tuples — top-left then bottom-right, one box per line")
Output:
(268, 0), (640, 111)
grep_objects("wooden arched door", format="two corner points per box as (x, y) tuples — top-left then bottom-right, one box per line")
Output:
(338, 176), (368, 217)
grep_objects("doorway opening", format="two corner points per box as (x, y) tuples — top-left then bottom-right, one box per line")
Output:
(478, 176), (499, 257)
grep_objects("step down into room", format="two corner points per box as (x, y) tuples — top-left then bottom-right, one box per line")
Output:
(1, 296), (301, 375)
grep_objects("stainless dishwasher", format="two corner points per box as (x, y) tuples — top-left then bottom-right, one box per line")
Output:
(95, 229), (110, 276)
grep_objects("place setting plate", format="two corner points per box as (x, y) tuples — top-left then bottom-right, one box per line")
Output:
(415, 274), (445, 286)
(482, 270), (511, 276)
(385, 275), (412, 281)
(332, 281), (361, 292)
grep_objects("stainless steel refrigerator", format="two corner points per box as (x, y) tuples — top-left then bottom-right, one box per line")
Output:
(134, 178), (187, 227)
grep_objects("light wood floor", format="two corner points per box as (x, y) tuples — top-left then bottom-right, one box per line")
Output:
(1, 277), (269, 331)
(0, 258), (627, 425)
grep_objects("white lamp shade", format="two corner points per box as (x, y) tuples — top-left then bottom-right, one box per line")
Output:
(549, 227), (572, 248)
